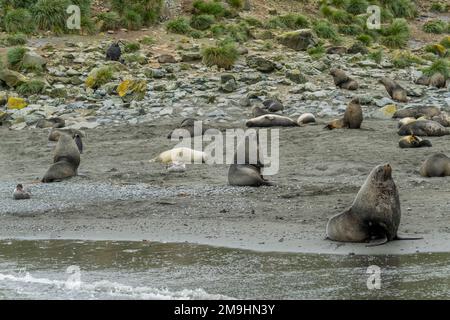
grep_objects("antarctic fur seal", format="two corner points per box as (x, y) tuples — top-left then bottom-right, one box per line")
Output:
(42, 133), (82, 183)
(380, 77), (407, 102)
(330, 68), (359, 90)
(398, 135), (432, 148)
(262, 99), (283, 112)
(106, 42), (123, 62)
(393, 106), (441, 119)
(326, 164), (421, 246)
(419, 153), (450, 177)
(167, 118), (209, 139)
(325, 98), (362, 130)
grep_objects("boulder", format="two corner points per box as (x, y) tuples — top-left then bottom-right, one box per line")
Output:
(277, 29), (318, 51)
(246, 55), (276, 73)
(0, 69), (28, 88)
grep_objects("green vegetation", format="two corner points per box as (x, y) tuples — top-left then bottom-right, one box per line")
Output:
(422, 59), (450, 79)
(121, 9), (143, 30)
(313, 20), (340, 41)
(430, 2), (449, 13)
(307, 44), (325, 58)
(85, 66), (114, 89)
(382, 0), (417, 18)
(227, 0), (243, 9)
(110, 0), (163, 26)
(32, 0), (70, 34)
(422, 20), (447, 34)
(140, 36), (156, 45)
(425, 44), (448, 57)
(202, 42), (239, 70)
(345, 0), (368, 15)
(441, 36), (450, 49)
(7, 47), (27, 70)
(17, 79), (45, 95)
(266, 14), (309, 29)
(97, 12), (122, 31)
(4, 33), (27, 45)
(167, 17), (191, 34)
(356, 34), (373, 46)
(391, 51), (423, 68)
(124, 42), (141, 52)
(368, 49), (383, 64)
(190, 14), (215, 30)
(381, 19), (410, 49)
(4, 8), (35, 34)
(338, 24), (363, 35)
(193, 0), (226, 17)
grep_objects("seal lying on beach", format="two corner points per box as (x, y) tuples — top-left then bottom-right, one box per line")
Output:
(398, 135), (432, 148)
(393, 106), (441, 119)
(330, 69), (359, 90)
(42, 133), (82, 183)
(325, 98), (362, 130)
(246, 114), (298, 127)
(36, 117), (65, 129)
(397, 120), (449, 136)
(262, 99), (283, 112)
(397, 117), (416, 128)
(228, 131), (272, 187)
(326, 164), (421, 246)
(149, 147), (207, 165)
(380, 77), (407, 102)
(167, 118), (209, 139)
(48, 128), (84, 142)
(297, 113), (316, 125)
(419, 153), (450, 177)
(13, 184), (31, 200)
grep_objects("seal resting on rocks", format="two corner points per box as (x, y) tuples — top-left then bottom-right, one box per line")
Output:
(13, 184), (31, 200)
(330, 68), (359, 90)
(398, 135), (432, 148)
(325, 98), (362, 130)
(36, 117), (65, 129)
(398, 120), (449, 136)
(431, 113), (450, 127)
(246, 114), (298, 127)
(262, 99), (283, 112)
(42, 133), (82, 183)
(397, 117), (416, 128)
(167, 118), (209, 139)
(326, 164), (421, 246)
(106, 42), (123, 62)
(419, 153), (450, 177)
(297, 113), (316, 125)
(380, 77), (407, 102)
(149, 147), (207, 165)
(393, 106), (441, 119)
(252, 106), (270, 118)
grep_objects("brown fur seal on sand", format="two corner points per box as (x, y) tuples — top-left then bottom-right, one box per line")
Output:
(246, 114), (298, 127)
(325, 98), (362, 130)
(42, 133), (82, 183)
(399, 135), (432, 148)
(393, 106), (440, 119)
(380, 77), (407, 102)
(419, 153), (450, 177)
(330, 69), (359, 90)
(36, 117), (65, 129)
(251, 106), (278, 118)
(398, 120), (449, 136)
(48, 128), (84, 142)
(326, 164), (421, 246)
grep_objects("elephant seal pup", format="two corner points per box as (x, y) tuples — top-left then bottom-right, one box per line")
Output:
(167, 118), (209, 139)
(42, 134), (81, 183)
(228, 164), (272, 187)
(432, 113), (450, 127)
(262, 99), (283, 112)
(398, 120), (449, 136)
(297, 113), (316, 125)
(149, 147), (207, 164)
(380, 77), (407, 102)
(48, 128), (84, 142)
(326, 164), (420, 246)
(252, 106), (270, 118)
(330, 68), (359, 90)
(393, 106), (441, 119)
(325, 98), (362, 130)
(399, 135), (432, 148)
(419, 153), (450, 177)
(246, 114), (298, 127)
(13, 184), (31, 200)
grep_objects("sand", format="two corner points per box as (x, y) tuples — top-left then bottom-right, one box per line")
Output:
(1, 118), (450, 255)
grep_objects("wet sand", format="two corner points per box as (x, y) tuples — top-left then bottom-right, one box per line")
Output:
(1, 118), (450, 255)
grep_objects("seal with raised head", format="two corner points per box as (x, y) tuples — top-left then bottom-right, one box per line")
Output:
(48, 128), (84, 142)
(262, 98), (283, 112)
(106, 42), (122, 62)
(251, 106), (270, 118)
(228, 131), (272, 187)
(297, 113), (316, 125)
(325, 98), (362, 130)
(419, 153), (450, 177)
(398, 120), (449, 136)
(13, 184), (31, 200)
(399, 135), (432, 148)
(380, 77), (407, 102)
(330, 68), (359, 90)
(42, 133), (82, 183)
(326, 164), (421, 246)
(246, 114), (298, 127)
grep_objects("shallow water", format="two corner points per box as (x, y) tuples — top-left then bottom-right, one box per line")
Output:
(0, 240), (449, 299)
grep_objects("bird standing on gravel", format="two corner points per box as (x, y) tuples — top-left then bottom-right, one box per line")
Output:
(13, 184), (31, 200)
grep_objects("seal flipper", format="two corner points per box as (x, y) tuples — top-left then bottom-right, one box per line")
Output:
(366, 235), (388, 247)
(394, 235), (423, 241)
